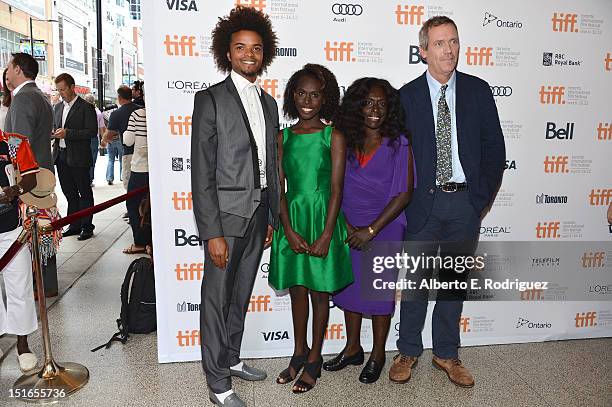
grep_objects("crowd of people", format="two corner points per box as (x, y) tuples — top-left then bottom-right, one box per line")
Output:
(191, 7), (506, 407)
(0, 51), (149, 374)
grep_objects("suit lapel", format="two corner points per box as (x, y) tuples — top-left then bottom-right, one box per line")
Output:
(415, 72), (436, 166)
(454, 71), (466, 151)
(63, 97), (81, 128)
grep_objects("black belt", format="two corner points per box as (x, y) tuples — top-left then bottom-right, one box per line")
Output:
(438, 182), (468, 192)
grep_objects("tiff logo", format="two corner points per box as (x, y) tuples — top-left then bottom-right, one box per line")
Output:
(465, 47), (493, 66)
(596, 122), (612, 140)
(459, 317), (471, 333)
(175, 262), (204, 281)
(325, 324), (345, 340)
(172, 191), (192, 210)
(164, 35), (198, 56)
(176, 329), (200, 346)
(257, 79), (279, 99)
(574, 312), (597, 328)
(589, 189), (612, 206)
(169, 115), (192, 136)
(520, 288), (545, 301)
(235, 0), (266, 11)
(535, 221), (560, 239)
(324, 41), (355, 62)
(248, 295), (272, 312)
(395, 4), (424, 25)
(581, 252), (605, 268)
(539, 86), (565, 104)
(551, 13), (578, 33)
(543, 155), (569, 173)
(606, 53), (612, 71)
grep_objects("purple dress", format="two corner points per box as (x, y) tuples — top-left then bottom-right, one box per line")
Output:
(333, 136), (412, 315)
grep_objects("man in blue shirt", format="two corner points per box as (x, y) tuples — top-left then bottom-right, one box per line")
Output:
(392, 16), (505, 388)
(103, 86), (139, 187)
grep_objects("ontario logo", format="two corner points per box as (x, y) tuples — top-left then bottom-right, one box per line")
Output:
(482, 11), (523, 29)
(516, 317), (551, 329)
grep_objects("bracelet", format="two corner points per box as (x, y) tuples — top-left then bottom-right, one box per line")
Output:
(367, 225), (376, 236)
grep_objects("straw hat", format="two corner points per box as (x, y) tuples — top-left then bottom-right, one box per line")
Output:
(17, 168), (58, 209)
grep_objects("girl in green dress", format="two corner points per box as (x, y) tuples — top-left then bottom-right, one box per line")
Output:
(269, 64), (352, 393)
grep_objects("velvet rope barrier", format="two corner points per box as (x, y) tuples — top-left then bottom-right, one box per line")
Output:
(0, 186), (149, 272)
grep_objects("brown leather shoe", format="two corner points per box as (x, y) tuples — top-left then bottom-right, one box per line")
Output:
(389, 353), (418, 383)
(432, 356), (475, 388)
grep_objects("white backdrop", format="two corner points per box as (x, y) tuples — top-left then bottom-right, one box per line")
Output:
(142, 0), (612, 363)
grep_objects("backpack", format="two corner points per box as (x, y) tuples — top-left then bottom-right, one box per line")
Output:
(92, 257), (156, 352)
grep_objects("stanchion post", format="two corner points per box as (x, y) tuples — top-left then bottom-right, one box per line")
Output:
(12, 206), (89, 403)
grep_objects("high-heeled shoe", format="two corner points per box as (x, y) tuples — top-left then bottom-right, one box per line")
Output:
(323, 347), (364, 371)
(292, 356), (323, 394)
(276, 348), (310, 384)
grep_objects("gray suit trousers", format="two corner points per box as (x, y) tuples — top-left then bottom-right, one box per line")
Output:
(200, 191), (268, 393)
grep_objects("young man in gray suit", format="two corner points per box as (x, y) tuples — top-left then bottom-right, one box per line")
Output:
(191, 7), (280, 407)
(4, 52), (58, 296)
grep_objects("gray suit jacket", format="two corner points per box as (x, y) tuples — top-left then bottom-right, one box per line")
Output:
(4, 82), (54, 172)
(191, 76), (280, 240)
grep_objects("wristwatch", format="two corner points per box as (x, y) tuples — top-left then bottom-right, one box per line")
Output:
(14, 185), (24, 195)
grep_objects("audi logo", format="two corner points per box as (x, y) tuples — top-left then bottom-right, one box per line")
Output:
(332, 3), (363, 16)
(490, 86), (513, 97)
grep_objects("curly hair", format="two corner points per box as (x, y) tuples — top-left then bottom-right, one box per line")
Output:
(211, 6), (278, 75)
(282, 64), (340, 122)
(334, 77), (407, 155)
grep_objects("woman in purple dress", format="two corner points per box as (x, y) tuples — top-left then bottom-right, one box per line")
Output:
(324, 78), (414, 383)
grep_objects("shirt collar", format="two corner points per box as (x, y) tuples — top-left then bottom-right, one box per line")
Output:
(231, 70), (261, 96)
(12, 80), (35, 96)
(63, 95), (78, 108)
(426, 70), (456, 97)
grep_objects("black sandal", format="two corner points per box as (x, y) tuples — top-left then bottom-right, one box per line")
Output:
(277, 348), (310, 384)
(292, 356), (323, 394)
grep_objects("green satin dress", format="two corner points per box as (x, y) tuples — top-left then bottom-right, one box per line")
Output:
(269, 126), (353, 292)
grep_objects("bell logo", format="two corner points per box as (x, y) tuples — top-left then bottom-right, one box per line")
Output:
(551, 13), (578, 33)
(605, 53), (612, 71)
(539, 86), (565, 104)
(175, 263), (204, 281)
(596, 122), (611, 140)
(543, 155), (569, 173)
(257, 79), (279, 99)
(235, 0), (266, 11)
(589, 189), (612, 206)
(168, 115), (192, 136)
(545, 122), (574, 140)
(535, 221), (560, 239)
(408, 45), (426, 64)
(324, 41), (355, 62)
(172, 191), (193, 210)
(395, 4), (424, 25)
(520, 288), (544, 301)
(176, 329), (201, 346)
(574, 312), (597, 328)
(325, 324), (345, 340)
(581, 252), (605, 268)
(459, 316), (471, 332)
(163, 35), (199, 57)
(248, 295), (272, 312)
(465, 47), (493, 66)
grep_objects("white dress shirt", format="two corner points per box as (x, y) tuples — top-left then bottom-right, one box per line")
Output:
(426, 70), (466, 183)
(230, 70), (267, 188)
(11, 80), (35, 96)
(59, 95), (78, 148)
